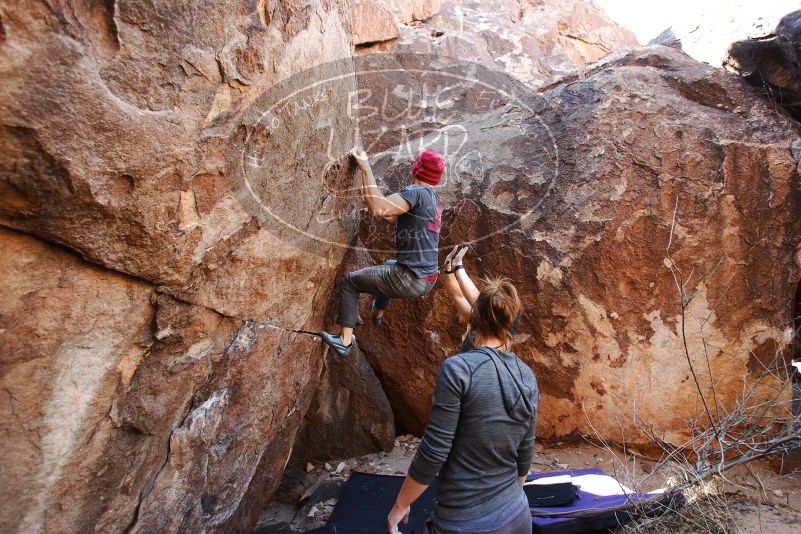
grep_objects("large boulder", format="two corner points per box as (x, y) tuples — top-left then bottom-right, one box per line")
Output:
(2, 0), (800, 531)
(350, 46), (801, 447)
(360, 0), (639, 88)
(0, 1), (394, 532)
(0, 0), (357, 332)
(0, 228), (154, 533)
(0, 227), (331, 532)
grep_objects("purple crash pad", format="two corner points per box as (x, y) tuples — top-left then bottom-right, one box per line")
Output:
(302, 469), (674, 534)
(526, 468), (671, 534)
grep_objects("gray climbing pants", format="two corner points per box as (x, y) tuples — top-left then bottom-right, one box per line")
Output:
(337, 260), (435, 328)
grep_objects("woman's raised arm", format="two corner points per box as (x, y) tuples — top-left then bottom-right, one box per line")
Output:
(452, 246), (479, 304)
(442, 246), (472, 321)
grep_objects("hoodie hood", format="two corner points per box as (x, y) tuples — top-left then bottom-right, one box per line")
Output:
(479, 347), (537, 423)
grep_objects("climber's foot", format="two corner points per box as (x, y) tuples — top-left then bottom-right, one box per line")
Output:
(371, 299), (385, 327)
(320, 331), (354, 357)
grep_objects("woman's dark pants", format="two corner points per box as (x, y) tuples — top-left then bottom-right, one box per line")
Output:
(424, 507), (533, 534)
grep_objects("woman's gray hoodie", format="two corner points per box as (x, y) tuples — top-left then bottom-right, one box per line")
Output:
(408, 347), (539, 521)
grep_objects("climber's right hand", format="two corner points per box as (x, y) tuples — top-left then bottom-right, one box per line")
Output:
(351, 147), (370, 170)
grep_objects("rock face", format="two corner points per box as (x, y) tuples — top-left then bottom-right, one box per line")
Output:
(0, 228), (154, 533)
(2, 0), (800, 532)
(126, 318), (325, 534)
(0, 1), (390, 533)
(352, 47), (801, 447)
(352, 0), (442, 45)
(0, 0), (356, 332)
(0, 225), (331, 533)
(360, 0), (639, 88)
(353, 0), (402, 44)
(291, 343), (396, 465)
(727, 10), (801, 122)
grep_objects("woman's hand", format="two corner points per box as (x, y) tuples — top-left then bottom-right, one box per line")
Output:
(387, 503), (410, 534)
(351, 147), (370, 171)
(444, 245), (459, 272)
(452, 245), (469, 266)
(445, 245), (469, 271)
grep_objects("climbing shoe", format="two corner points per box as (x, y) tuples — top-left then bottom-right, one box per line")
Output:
(320, 332), (354, 357)
(371, 299), (384, 327)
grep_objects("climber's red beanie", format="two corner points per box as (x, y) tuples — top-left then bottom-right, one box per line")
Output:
(412, 149), (445, 186)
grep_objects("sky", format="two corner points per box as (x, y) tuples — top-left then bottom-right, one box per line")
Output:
(593, 0), (698, 44)
(593, 0), (800, 45)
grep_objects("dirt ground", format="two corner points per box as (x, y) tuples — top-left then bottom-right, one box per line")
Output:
(255, 439), (801, 533)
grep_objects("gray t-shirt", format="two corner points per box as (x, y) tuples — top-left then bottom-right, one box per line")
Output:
(408, 348), (539, 522)
(396, 185), (442, 277)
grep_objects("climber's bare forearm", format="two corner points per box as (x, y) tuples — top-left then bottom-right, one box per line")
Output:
(359, 164), (385, 213)
(359, 165), (409, 217)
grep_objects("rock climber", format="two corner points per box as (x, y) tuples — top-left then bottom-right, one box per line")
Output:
(441, 245), (522, 353)
(320, 147), (445, 357)
(388, 278), (539, 534)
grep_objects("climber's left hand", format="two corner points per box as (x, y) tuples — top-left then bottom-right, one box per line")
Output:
(387, 503), (410, 534)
